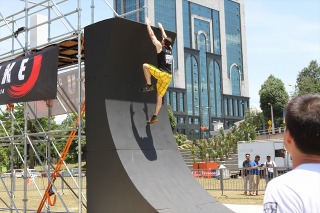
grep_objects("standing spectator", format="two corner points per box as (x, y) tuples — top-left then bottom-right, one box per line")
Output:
(264, 155), (277, 185)
(242, 153), (251, 195)
(250, 155), (264, 196)
(264, 94), (320, 213)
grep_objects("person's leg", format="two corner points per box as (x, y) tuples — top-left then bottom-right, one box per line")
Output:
(150, 71), (172, 120)
(142, 63), (152, 85)
(244, 175), (249, 195)
(243, 176), (247, 194)
(148, 94), (162, 123)
(253, 175), (258, 195)
(256, 176), (260, 195)
(153, 94), (163, 116)
(269, 172), (273, 180)
(249, 175), (253, 195)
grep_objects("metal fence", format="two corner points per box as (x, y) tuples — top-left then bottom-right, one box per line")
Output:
(1, 167), (291, 195)
(192, 167), (291, 194)
(0, 176), (86, 193)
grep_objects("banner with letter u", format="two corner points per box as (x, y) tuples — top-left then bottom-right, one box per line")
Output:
(0, 46), (58, 105)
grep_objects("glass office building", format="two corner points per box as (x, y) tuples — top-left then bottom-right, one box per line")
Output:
(115, 0), (250, 138)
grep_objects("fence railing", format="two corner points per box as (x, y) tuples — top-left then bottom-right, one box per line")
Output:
(1, 167), (292, 195)
(192, 167), (291, 193)
(0, 176), (86, 192)
(256, 127), (285, 135)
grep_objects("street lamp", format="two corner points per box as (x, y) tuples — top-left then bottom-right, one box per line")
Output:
(196, 106), (209, 139)
(268, 103), (275, 134)
(288, 84), (297, 98)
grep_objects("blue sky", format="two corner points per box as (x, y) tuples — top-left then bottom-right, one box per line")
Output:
(1, 0), (320, 111)
(244, 0), (320, 108)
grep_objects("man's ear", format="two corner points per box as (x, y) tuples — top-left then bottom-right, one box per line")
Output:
(284, 128), (294, 153)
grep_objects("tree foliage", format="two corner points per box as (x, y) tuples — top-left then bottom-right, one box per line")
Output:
(167, 105), (177, 131)
(59, 113), (86, 163)
(0, 148), (10, 168)
(173, 132), (187, 146)
(0, 104), (61, 169)
(189, 110), (260, 162)
(259, 75), (289, 126)
(296, 60), (320, 94)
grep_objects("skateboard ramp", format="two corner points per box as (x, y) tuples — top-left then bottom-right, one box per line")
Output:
(85, 17), (233, 213)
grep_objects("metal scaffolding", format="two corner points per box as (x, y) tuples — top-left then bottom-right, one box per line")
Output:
(0, 0), (148, 212)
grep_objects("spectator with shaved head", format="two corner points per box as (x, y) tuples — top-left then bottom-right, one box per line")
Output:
(264, 94), (320, 213)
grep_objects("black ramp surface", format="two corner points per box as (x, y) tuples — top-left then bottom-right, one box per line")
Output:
(85, 17), (234, 213)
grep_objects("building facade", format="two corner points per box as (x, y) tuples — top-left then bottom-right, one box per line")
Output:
(115, 0), (250, 139)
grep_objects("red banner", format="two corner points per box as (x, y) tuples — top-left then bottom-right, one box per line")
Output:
(0, 46), (58, 105)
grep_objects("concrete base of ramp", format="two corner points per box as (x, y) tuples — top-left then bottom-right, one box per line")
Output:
(84, 17), (234, 213)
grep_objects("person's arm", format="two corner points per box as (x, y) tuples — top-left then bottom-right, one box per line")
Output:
(273, 161), (277, 175)
(158, 22), (167, 39)
(146, 18), (162, 52)
(242, 162), (245, 177)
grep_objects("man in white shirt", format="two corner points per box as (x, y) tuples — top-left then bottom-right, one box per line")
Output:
(264, 94), (320, 213)
(264, 155), (277, 185)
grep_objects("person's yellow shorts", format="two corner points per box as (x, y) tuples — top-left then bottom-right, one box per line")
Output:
(146, 64), (172, 97)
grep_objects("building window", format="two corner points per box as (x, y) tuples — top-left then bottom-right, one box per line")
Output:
(209, 60), (216, 117)
(186, 54), (199, 115)
(224, 98), (228, 116)
(235, 99), (239, 116)
(155, 0), (178, 70)
(231, 66), (241, 96)
(224, 0), (243, 80)
(215, 61), (222, 117)
(194, 118), (199, 125)
(194, 129), (200, 136)
(212, 10), (221, 54)
(179, 92), (184, 112)
(172, 92), (177, 112)
(229, 98), (234, 116)
(166, 92), (171, 105)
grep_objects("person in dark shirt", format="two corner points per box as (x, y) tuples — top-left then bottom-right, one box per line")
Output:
(140, 18), (173, 124)
(242, 153), (251, 195)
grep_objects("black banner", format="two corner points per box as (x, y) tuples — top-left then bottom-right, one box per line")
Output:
(0, 46), (59, 105)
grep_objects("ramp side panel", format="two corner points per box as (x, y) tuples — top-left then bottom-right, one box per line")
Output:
(105, 100), (177, 151)
(86, 151), (155, 213)
(85, 17), (234, 213)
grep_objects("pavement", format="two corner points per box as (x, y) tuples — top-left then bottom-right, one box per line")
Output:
(224, 204), (263, 213)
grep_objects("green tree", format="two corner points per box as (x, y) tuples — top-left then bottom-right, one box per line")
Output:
(189, 108), (261, 162)
(296, 60), (320, 94)
(59, 113), (86, 163)
(0, 148), (9, 168)
(0, 104), (59, 168)
(259, 75), (289, 127)
(167, 105), (177, 131)
(173, 132), (187, 146)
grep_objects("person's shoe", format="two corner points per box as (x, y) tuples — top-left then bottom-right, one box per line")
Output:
(49, 191), (55, 196)
(147, 115), (158, 124)
(140, 84), (154, 92)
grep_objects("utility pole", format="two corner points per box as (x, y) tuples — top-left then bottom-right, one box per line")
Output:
(268, 103), (275, 134)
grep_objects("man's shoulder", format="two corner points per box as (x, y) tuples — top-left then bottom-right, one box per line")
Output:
(269, 169), (299, 186)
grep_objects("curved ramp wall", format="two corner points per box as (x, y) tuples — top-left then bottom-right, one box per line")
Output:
(85, 17), (233, 213)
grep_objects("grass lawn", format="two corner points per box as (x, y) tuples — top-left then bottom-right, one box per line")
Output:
(0, 177), (264, 212)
